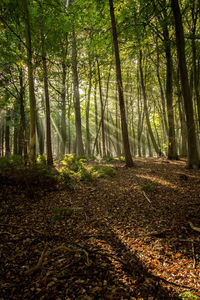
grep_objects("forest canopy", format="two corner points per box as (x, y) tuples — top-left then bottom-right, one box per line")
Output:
(0, 0), (200, 168)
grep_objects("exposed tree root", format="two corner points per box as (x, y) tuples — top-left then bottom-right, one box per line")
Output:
(189, 221), (200, 233)
(25, 243), (48, 275)
(24, 243), (90, 276)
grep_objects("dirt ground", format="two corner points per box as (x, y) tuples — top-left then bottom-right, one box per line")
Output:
(0, 158), (200, 299)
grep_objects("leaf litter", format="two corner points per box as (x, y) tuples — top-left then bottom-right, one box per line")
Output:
(0, 158), (200, 299)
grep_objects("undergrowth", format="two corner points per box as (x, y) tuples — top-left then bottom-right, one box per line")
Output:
(0, 154), (117, 187)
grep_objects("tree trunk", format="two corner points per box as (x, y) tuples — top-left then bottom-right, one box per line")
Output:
(109, 0), (134, 167)
(36, 112), (44, 156)
(86, 58), (92, 156)
(71, 28), (84, 156)
(191, 1), (200, 129)
(163, 27), (178, 159)
(94, 80), (99, 155)
(18, 67), (27, 158)
(97, 60), (106, 157)
(171, 0), (200, 168)
(39, 6), (53, 165)
(61, 62), (67, 156)
(115, 85), (121, 156)
(156, 38), (168, 136)
(24, 0), (36, 164)
(5, 110), (10, 156)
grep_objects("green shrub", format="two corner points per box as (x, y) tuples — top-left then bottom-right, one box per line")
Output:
(91, 165), (117, 178)
(79, 167), (93, 183)
(61, 154), (86, 172)
(60, 154), (93, 183)
(0, 155), (24, 168)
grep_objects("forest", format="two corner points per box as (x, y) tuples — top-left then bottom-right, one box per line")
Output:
(0, 0), (200, 299)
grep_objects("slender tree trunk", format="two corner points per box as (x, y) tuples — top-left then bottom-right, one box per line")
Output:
(18, 67), (27, 158)
(156, 39), (168, 136)
(5, 110), (10, 156)
(24, 0), (36, 164)
(86, 59), (92, 156)
(104, 66), (111, 156)
(139, 50), (163, 156)
(61, 62), (67, 156)
(137, 64), (143, 157)
(71, 28), (84, 156)
(176, 69), (187, 157)
(147, 130), (153, 157)
(171, 0), (200, 168)
(94, 81), (99, 155)
(66, 80), (72, 154)
(36, 112), (44, 156)
(109, 0), (134, 167)
(191, 2), (200, 129)
(13, 99), (19, 155)
(163, 27), (178, 159)
(115, 85), (121, 156)
(39, 7), (53, 165)
(97, 60), (106, 157)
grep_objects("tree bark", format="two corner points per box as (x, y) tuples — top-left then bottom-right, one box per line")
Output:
(39, 6), (53, 165)
(18, 67), (27, 158)
(86, 58), (92, 156)
(61, 62), (67, 156)
(163, 26), (178, 160)
(109, 0), (134, 167)
(171, 0), (200, 168)
(24, 0), (36, 164)
(5, 110), (10, 156)
(97, 60), (106, 157)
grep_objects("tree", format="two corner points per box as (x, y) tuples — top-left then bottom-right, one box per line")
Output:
(171, 0), (200, 169)
(39, 4), (53, 165)
(24, 0), (36, 164)
(108, 0), (134, 167)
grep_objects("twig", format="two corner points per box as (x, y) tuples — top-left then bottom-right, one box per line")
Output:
(142, 191), (151, 203)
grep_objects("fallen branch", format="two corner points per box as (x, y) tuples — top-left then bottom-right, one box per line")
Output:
(189, 221), (200, 233)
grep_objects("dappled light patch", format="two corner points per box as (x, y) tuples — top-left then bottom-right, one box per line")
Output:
(136, 174), (179, 190)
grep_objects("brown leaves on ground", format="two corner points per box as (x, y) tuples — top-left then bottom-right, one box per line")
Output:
(0, 158), (200, 299)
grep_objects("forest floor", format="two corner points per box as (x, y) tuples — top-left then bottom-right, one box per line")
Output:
(0, 158), (200, 300)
